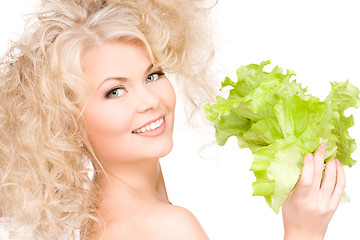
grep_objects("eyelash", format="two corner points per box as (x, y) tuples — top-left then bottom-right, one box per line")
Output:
(105, 71), (165, 99)
(105, 86), (127, 99)
(146, 71), (165, 83)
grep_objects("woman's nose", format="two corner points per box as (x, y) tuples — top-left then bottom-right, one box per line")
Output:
(135, 85), (161, 113)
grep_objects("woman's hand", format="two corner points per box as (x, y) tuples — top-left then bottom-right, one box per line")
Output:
(282, 142), (346, 240)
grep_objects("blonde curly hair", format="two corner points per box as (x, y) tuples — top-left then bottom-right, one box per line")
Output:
(0, 0), (216, 239)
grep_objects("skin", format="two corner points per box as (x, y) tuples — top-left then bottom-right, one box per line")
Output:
(82, 41), (208, 239)
(282, 142), (346, 240)
(81, 41), (346, 239)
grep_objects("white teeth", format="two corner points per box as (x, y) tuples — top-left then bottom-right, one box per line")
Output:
(133, 117), (164, 133)
(155, 118), (163, 127)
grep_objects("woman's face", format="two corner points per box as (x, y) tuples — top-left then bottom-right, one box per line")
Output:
(82, 41), (176, 166)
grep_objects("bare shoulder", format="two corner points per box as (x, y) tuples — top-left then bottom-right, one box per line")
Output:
(90, 202), (209, 240)
(145, 203), (209, 240)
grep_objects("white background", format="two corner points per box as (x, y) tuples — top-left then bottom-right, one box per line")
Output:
(1, 1), (359, 239)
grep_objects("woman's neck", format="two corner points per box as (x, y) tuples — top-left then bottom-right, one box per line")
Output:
(96, 159), (170, 205)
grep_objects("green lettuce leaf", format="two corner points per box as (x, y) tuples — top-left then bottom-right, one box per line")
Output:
(204, 61), (360, 213)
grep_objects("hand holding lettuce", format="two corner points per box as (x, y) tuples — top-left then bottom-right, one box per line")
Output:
(204, 60), (360, 213)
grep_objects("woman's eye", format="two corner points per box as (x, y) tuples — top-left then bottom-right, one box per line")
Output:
(146, 71), (164, 83)
(106, 87), (126, 98)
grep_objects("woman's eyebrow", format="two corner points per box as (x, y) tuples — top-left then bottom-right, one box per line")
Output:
(145, 63), (154, 74)
(97, 76), (127, 90)
(97, 63), (154, 90)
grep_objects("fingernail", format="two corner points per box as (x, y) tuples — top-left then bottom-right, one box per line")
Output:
(306, 153), (313, 159)
(321, 141), (328, 148)
(336, 159), (341, 165)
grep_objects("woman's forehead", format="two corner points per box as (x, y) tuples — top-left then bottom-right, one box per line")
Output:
(82, 41), (155, 86)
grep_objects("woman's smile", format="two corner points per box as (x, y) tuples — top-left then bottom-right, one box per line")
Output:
(132, 115), (166, 136)
(82, 41), (176, 165)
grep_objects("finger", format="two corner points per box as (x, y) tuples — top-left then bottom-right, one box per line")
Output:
(293, 153), (314, 198)
(330, 159), (346, 209)
(312, 142), (327, 190)
(319, 159), (337, 198)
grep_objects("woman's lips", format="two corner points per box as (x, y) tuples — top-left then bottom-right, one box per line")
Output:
(132, 116), (166, 137)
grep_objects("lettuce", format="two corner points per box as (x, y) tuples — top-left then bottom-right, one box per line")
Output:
(204, 60), (360, 213)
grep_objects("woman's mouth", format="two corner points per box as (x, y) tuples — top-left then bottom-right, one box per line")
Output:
(132, 117), (164, 133)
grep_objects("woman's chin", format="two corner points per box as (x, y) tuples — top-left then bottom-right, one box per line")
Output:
(152, 140), (174, 159)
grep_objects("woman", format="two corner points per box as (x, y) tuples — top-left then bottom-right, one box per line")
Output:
(0, 0), (345, 239)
